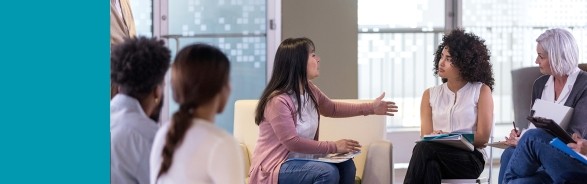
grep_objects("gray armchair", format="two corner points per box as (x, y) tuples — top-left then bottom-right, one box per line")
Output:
(511, 64), (587, 129)
(511, 67), (543, 129)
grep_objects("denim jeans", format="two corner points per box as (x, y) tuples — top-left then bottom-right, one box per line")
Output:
(498, 146), (515, 184)
(403, 141), (485, 184)
(278, 159), (356, 184)
(503, 129), (587, 184)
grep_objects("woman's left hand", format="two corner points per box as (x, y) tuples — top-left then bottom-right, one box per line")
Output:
(373, 92), (398, 116)
(568, 133), (587, 155)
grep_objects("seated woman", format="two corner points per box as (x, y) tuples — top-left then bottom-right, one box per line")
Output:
(248, 37), (398, 184)
(149, 44), (244, 183)
(503, 129), (587, 183)
(403, 29), (494, 184)
(500, 28), (587, 184)
(110, 36), (171, 184)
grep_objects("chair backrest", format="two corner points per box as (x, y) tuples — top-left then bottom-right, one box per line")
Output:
(511, 64), (587, 129)
(233, 100), (260, 177)
(511, 67), (543, 129)
(579, 63), (587, 72)
(233, 99), (388, 180)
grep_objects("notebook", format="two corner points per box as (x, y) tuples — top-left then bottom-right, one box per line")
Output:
(420, 133), (475, 151)
(550, 138), (587, 165)
(285, 151), (361, 163)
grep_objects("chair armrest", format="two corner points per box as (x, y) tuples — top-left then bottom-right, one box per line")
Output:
(362, 140), (393, 184)
(239, 143), (251, 177)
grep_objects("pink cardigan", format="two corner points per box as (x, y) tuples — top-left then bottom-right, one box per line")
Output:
(248, 83), (375, 184)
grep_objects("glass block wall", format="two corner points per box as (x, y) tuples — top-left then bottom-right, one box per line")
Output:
(166, 0), (267, 133)
(130, 0), (153, 37)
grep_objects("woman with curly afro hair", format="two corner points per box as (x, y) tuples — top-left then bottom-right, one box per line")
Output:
(403, 29), (494, 184)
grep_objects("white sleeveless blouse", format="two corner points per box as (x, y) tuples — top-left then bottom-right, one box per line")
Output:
(429, 82), (483, 133)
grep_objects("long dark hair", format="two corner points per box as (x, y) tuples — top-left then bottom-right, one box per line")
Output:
(255, 37), (319, 125)
(433, 29), (494, 91)
(157, 44), (230, 179)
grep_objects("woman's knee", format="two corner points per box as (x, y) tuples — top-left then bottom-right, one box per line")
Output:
(520, 129), (552, 143)
(413, 141), (436, 153)
(315, 163), (340, 183)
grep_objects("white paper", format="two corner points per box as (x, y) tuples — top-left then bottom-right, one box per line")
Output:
(530, 99), (573, 130)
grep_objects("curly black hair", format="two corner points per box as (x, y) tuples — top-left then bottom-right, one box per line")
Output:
(111, 36), (171, 99)
(433, 29), (494, 91)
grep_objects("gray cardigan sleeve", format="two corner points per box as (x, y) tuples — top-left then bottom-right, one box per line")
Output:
(566, 71), (587, 139)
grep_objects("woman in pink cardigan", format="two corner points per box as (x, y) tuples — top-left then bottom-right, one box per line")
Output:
(249, 37), (398, 184)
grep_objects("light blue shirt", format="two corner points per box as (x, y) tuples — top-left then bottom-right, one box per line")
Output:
(111, 94), (158, 184)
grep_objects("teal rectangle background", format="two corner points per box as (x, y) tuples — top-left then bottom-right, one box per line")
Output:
(0, 1), (109, 183)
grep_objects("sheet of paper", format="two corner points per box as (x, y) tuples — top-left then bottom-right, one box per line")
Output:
(486, 141), (510, 149)
(530, 99), (573, 130)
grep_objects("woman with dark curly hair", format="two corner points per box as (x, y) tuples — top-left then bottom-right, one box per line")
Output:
(110, 36), (171, 184)
(403, 29), (494, 184)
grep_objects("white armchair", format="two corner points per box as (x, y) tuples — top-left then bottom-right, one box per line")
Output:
(234, 100), (393, 184)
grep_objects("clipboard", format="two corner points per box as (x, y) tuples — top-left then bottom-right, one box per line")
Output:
(527, 116), (576, 144)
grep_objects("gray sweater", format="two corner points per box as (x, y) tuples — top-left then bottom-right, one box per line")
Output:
(531, 70), (587, 139)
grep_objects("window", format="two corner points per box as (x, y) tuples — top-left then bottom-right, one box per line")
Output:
(462, 0), (587, 126)
(358, 0), (587, 130)
(358, 0), (445, 129)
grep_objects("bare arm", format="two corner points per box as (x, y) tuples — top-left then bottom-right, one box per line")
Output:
(420, 89), (433, 137)
(474, 84), (493, 148)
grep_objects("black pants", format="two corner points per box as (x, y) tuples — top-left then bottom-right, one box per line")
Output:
(403, 142), (485, 184)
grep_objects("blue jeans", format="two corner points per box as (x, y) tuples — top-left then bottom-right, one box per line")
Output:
(498, 146), (515, 184)
(503, 129), (587, 184)
(278, 159), (356, 184)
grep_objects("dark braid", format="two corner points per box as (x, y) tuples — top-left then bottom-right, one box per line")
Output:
(155, 43), (230, 180)
(157, 103), (194, 179)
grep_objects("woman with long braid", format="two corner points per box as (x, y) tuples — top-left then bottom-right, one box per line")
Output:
(149, 44), (244, 184)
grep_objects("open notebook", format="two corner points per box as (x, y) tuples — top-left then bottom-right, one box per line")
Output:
(420, 133), (475, 151)
(285, 151), (361, 163)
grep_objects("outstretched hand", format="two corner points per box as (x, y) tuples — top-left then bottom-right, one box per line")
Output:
(373, 92), (398, 116)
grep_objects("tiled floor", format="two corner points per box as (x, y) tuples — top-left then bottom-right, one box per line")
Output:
(394, 163), (500, 184)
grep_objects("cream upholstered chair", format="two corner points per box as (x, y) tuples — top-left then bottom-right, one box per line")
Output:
(234, 100), (393, 184)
